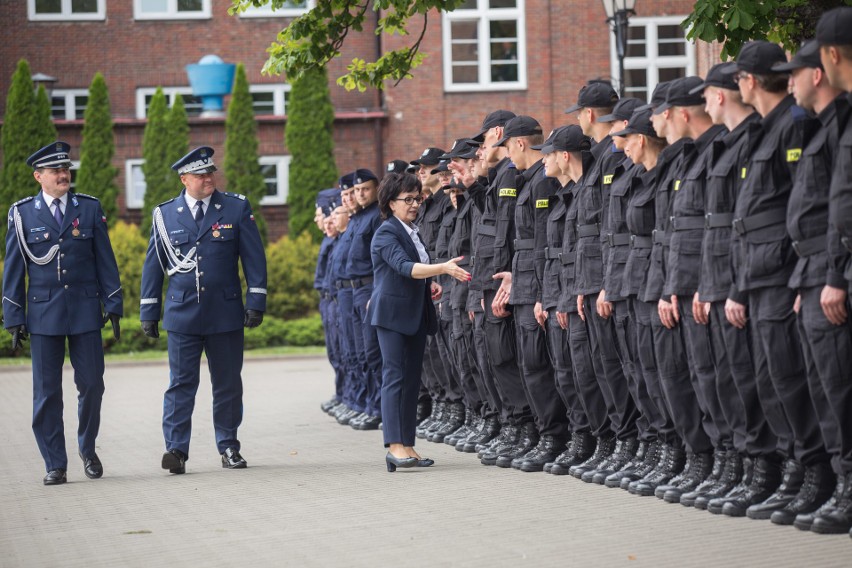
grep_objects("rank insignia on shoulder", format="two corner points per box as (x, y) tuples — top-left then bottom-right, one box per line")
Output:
(13, 196), (35, 207)
(535, 199), (549, 208)
(786, 148), (802, 162)
(226, 192), (246, 200)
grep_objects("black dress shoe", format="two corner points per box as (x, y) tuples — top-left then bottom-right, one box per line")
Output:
(386, 452), (417, 472)
(162, 449), (186, 474)
(79, 451), (103, 479)
(43, 469), (67, 486)
(221, 447), (248, 469)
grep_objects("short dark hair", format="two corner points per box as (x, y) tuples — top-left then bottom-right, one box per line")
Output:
(377, 172), (422, 220)
(753, 73), (789, 93)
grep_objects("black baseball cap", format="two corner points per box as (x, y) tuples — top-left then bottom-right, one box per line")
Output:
(689, 63), (739, 94)
(385, 159), (410, 175)
(471, 109), (516, 142)
(440, 138), (480, 159)
(636, 81), (672, 111)
(772, 39), (823, 72)
(493, 115), (544, 147)
(540, 125), (591, 153)
(612, 108), (659, 138)
(410, 147), (445, 166)
(430, 160), (450, 175)
(597, 97), (645, 123)
(732, 41), (789, 75)
(816, 6), (852, 46)
(565, 81), (620, 114)
(654, 76), (705, 114)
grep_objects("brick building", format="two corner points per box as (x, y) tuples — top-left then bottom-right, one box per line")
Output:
(0, 0), (714, 241)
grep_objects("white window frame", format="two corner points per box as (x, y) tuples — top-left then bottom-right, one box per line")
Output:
(51, 89), (89, 121)
(610, 16), (696, 101)
(125, 159), (146, 209)
(136, 87), (205, 119)
(28, 0), (105, 21)
(134, 0), (210, 20)
(238, 0), (314, 18)
(259, 156), (291, 205)
(249, 84), (290, 116)
(442, 0), (527, 93)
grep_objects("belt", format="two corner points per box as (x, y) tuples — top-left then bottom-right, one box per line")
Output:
(630, 235), (653, 249)
(559, 251), (577, 265)
(670, 215), (705, 232)
(732, 207), (787, 236)
(514, 238), (535, 251)
(704, 212), (733, 229)
(335, 279), (352, 289)
(605, 232), (631, 247)
(792, 235), (826, 258)
(478, 224), (497, 237)
(652, 229), (670, 245)
(577, 223), (601, 238)
(350, 276), (374, 289)
(544, 246), (562, 260)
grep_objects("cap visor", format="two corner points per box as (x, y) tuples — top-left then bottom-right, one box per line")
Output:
(492, 136), (509, 148)
(688, 82), (708, 95)
(652, 101), (672, 115)
(611, 127), (632, 137)
(718, 62), (739, 75)
(771, 61), (805, 72)
(564, 103), (582, 114)
(635, 102), (656, 112)
(596, 113), (617, 123)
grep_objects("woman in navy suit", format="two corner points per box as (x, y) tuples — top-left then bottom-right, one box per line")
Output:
(370, 173), (471, 472)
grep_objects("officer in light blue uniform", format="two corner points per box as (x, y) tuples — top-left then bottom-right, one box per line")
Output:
(3, 141), (123, 485)
(140, 146), (267, 474)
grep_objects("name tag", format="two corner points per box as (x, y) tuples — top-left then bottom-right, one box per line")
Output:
(498, 188), (517, 198)
(603, 174), (614, 185)
(535, 199), (549, 208)
(674, 180), (681, 191)
(786, 148), (802, 162)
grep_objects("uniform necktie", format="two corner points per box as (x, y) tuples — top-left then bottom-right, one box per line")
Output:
(52, 198), (63, 225)
(194, 200), (204, 228)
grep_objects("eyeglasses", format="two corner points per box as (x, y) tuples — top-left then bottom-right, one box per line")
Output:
(394, 196), (424, 205)
(735, 71), (750, 83)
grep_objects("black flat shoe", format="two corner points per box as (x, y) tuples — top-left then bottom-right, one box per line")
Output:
(386, 452), (417, 472)
(416, 458), (435, 467)
(43, 469), (67, 486)
(221, 447), (247, 469)
(79, 451), (103, 479)
(162, 449), (186, 474)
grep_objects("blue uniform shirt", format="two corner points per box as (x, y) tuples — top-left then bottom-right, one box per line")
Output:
(345, 202), (381, 278)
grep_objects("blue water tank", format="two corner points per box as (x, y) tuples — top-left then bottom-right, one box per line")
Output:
(186, 55), (236, 117)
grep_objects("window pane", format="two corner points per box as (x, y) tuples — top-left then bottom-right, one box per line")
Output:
(624, 68), (647, 91)
(625, 87), (647, 101)
(458, 0), (477, 8)
(35, 0), (61, 13)
(452, 65), (479, 84)
(177, 0), (203, 11)
(451, 20), (478, 42)
(659, 66), (686, 82)
(51, 96), (66, 120)
(71, 0), (99, 13)
(181, 94), (204, 117)
(489, 0), (516, 7)
(625, 26), (645, 57)
(491, 39), (517, 62)
(131, 164), (146, 206)
(139, 0), (167, 12)
(252, 92), (275, 115)
(491, 63), (517, 82)
(489, 19), (516, 40)
(260, 163), (278, 197)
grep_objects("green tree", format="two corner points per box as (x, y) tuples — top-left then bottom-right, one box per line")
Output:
(285, 66), (338, 239)
(76, 72), (119, 225)
(166, 94), (189, 173)
(0, 59), (40, 256)
(140, 88), (174, 235)
(685, 0), (852, 59)
(224, 63), (267, 243)
(32, 85), (57, 148)
(228, 0), (466, 91)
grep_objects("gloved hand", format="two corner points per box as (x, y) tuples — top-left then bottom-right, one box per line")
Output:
(141, 320), (160, 339)
(103, 312), (121, 340)
(244, 309), (264, 328)
(8, 325), (28, 350)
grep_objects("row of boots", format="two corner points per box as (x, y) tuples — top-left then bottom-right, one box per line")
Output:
(321, 397), (382, 431)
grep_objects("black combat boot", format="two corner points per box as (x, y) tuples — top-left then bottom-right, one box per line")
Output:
(681, 449), (729, 507)
(707, 456), (753, 514)
(429, 402), (465, 443)
(445, 407), (475, 446)
(545, 437), (573, 474)
(587, 437), (639, 484)
(663, 451), (714, 503)
(608, 440), (658, 488)
(810, 472), (852, 534)
(520, 435), (565, 472)
(569, 434), (616, 479)
(481, 424), (521, 465)
(417, 400), (443, 438)
(466, 415), (501, 453)
(771, 462), (835, 525)
(551, 432), (596, 476)
(746, 459), (806, 519)
(416, 398), (432, 423)
(721, 455), (783, 517)
(629, 445), (686, 497)
(794, 473), (845, 531)
(495, 422), (539, 468)
(618, 440), (663, 489)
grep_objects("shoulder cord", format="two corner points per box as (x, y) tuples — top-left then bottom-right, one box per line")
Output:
(13, 206), (61, 280)
(152, 206), (201, 303)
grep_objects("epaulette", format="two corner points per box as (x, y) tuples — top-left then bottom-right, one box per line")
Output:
(12, 196), (34, 206)
(157, 197), (178, 207)
(74, 192), (99, 201)
(224, 192), (247, 201)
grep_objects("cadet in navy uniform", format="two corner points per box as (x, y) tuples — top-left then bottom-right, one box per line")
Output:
(3, 141), (123, 485)
(140, 146), (267, 474)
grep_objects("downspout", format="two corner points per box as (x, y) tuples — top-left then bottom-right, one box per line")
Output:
(375, 6), (385, 172)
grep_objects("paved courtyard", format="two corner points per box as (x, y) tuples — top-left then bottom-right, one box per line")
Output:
(0, 355), (850, 567)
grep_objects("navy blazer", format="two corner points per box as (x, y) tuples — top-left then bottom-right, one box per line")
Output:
(369, 216), (437, 336)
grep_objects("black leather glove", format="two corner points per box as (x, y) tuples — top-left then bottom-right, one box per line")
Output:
(103, 312), (121, 341)
(8, 325), (28, 350)
(141, 320), (160, 339)
(244, 309), (264, 328)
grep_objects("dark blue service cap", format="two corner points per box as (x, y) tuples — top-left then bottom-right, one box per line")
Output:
(689, 63), (739, 94)
(539, 125), (591, 154)
(352, 168), (378, 184)
(471, 109), (516, 141)
(612, 108), (659, 138)
(493, 115), (544, 147)
(172, 146), (217, 174)
(339, 172), (354, 190)
(27, 141), (72, 169)
(410, 147), (446, 167)
(385, 160), (410, 175)
(597, 97), (646, 123)
(316, 188), (341, 215)
(772, 39), (823, 72)
(816, 6), (852, 46)
(565, 81), (620, 114)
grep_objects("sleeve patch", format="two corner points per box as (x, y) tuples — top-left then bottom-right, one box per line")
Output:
(786, 148), (802, 162)
(535, 199), (550, 208)
(498, 188), (517, 198)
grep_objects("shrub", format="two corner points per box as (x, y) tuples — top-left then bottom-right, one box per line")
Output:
(102, 313), (168, 354)
(265, 231), (319, 319)
(109, 220), (148, 315)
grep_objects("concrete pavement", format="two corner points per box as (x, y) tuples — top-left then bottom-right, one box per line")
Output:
(0, 355), (850, 567)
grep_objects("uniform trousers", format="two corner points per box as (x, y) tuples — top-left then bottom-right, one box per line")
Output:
(30, 330), (105, 472)
(435, 307), (464, 404)
(320, 296), (344, 399)
(566, 312), (610, 437)
(164, 329), (244, 458)
(545, 315), (587, 433)
(336, 288), (362, 413)
(748, 286), (828, 466)
(611, 299), (655, 442)
(471, 308), (503, 419)
(797, 286), (852, 474)
(451, 306), (486, 411)
(421, 330), (444, 400)
(354, 285), (383, 417)
(378, 324), (428, 447)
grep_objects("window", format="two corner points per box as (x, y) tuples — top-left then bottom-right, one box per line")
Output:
(612, 16), (696, 102)
(239, 0), (314, 17)
(28, 0), (105, 20)
(249, 84), (290, 116)
(136, 87), (203, 119)
(134, 0), (210, 20)
(442, 0), (526, 92)
(51, 89), (89, 120)
(124, 157), (289, 208)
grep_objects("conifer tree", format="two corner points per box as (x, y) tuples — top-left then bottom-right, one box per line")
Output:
(32, 85), (57, 149)
(166, 94), (189, 173)
(76, 72), (118, 225)
(224, 63), (267, 243)
(285, 66), (337, 239)
(140, 88), (173, 235)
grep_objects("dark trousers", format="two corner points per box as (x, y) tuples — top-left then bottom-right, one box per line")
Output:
(354, 286), (383, 417)
(421, 331), (443, 399)
(335, 288), (360, 412)
(584, 293), (639, 440)
(435, 312), (464, 403)
(749, 286), (828, 466)
(612, 299), (655, 442)
(30, 330), (105, 472)
(472, 308), (503, 419)
(651, 306), (712, 454)
(320, 296), (344, 399)
(513, 304), (569, 438)
(164, 329), (244, 458)
(452, 306), (486, 411)
(798, 286), (852, 474)
(546, 315), (586, 432)
(378, 325), (428, 447)
(482, 288), (532, 424)
(567, 312), (609, 436)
